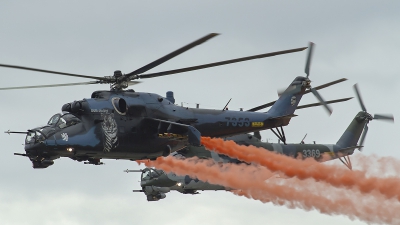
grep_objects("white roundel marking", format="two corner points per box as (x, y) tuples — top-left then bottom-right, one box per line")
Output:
(290, 96), (297, 106)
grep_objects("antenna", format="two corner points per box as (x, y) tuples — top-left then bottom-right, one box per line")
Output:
(300, 133), (307, 144)
(222, 98), (232, 111)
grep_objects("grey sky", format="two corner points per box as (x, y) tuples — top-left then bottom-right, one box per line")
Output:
(1, 1), (399, 224)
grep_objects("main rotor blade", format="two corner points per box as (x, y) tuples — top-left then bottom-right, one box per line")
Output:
(358, 124), (368, 151)
(247, 101), (276, 112)
(304, 42), (314, 78)
(0, 81), (99, 90)
(296, 97), (353, 110)
(0, 64), (108, 81)
(277, 85), (301, 97)
(353, 83), (367, 112)
(127, 33), (219, 77)
(247, 97), (351, 112)
(248, 78), (347, 112)
(310, 87), (332, 115)
(303, 78), (347, 94)
(374, 114), (395, 122)
(137, 47), (307, 79)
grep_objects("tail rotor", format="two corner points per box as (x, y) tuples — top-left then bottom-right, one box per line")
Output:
(304, 42), (314, 78)
(353, 83), (394, 151)
(303, 42), (333, 115)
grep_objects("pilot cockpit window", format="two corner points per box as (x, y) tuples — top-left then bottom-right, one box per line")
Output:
(25, 130), (45, 144)
(47, 114), (61, 126)
(25, 131), (36, 144)
(142, 170), (151, 181)
(57, 114), (81, 129)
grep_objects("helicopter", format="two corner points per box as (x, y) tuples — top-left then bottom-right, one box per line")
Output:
(185, 84), (394, 170)
(126, 84), (394, 201)
(125, 167), (228, 201)
(2, 33), (345, 169)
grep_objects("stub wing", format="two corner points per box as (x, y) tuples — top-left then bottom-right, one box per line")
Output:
(141, 118), (201, 146)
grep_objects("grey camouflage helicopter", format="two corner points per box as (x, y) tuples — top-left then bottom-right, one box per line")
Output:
(125, 167), (227, 201)
(126, 84), (393, 201)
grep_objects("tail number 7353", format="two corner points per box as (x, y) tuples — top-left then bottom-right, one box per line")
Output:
(225, 117), (250, 127)
(302, 149), (321, 158)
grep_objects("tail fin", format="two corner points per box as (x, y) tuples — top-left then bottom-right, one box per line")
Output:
(267, 76), (307, 118)
(336, 111), (369, 148)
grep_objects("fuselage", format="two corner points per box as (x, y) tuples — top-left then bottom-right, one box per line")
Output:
(24, 84), (304, 167)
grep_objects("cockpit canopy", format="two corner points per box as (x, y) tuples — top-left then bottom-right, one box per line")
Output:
(47, 113), (81, 129)
(141, 168), (164, 181)
(25, 113), (81, 145)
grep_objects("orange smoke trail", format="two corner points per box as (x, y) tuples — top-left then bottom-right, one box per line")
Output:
(201, 137), (400, 201)
(143, 156), (400, 224)
(352, 154), (400, 178)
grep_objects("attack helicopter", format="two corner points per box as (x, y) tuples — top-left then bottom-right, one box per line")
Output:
(126, 84), (394, 201)
(125, 167), (228, 201)
(2, 33), (346, 169)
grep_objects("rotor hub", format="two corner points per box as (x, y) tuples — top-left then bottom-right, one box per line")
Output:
(365, 112), (373, 121)
(302, 78), (311, 88)
(113, 70), (123, 78)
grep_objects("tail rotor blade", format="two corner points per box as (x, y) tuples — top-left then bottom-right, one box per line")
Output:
(353, 84), (367, 112)
(310, 88), (332, 115)
(304, 42), (314, 78)
(358, 124), (368, 151)
(374, 114), (394, 122)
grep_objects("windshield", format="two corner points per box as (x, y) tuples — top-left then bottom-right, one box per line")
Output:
(25, 130), (45, 144)
(47, 113), (80, 129)
(142, 170), (151, 181)
(141, 169), (163, 181)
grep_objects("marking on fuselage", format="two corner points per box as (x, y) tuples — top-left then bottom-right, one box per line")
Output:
(91, 109), (109, 113)
(251, 122), (264, 127)
(291, 96), (297, 106)
(61, 133), (68, 142)
(101, 113), (118, 152)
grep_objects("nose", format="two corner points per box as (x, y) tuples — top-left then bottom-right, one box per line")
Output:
(24, 141), (46, 156)
(24, 130), (47, 155)
(24, 137), (55, 169)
